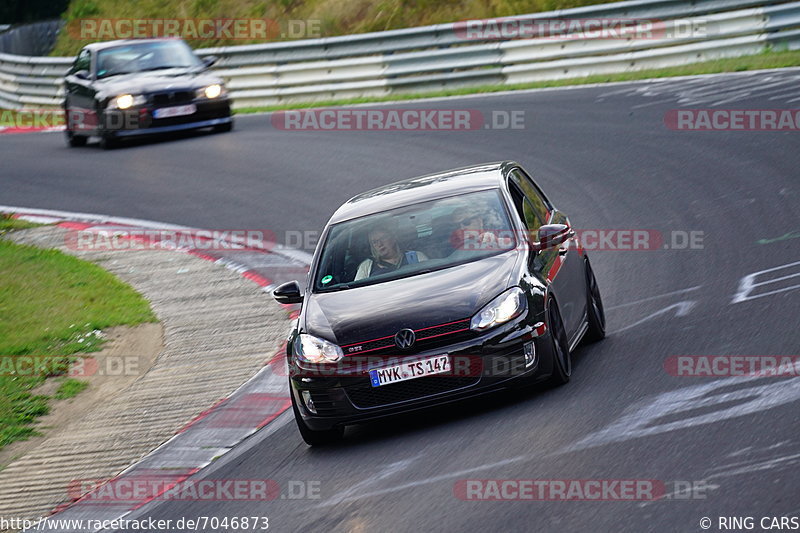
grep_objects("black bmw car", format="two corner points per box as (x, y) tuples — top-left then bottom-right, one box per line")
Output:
(63, 38), (232, 149)
(273, 161), (605, 445)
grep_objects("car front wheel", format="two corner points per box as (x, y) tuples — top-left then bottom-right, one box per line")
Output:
(546, 298), (571, 386)
(64, 108), (87, 147)
(213, 120), (233, 133)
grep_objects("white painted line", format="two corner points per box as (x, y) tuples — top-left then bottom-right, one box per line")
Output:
(605, 286), (701, 310)
(315, 454), (528, 507)
(564, 360), (800, 454)
(732, 260), (800, 304)
(610, 300), (697, 335)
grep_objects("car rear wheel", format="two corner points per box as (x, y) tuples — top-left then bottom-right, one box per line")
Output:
(584, 259), (606, 343)
(547, 299), (571, 386)
(291, 391), (344, 446)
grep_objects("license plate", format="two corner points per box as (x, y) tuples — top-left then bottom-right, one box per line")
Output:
(369, 355), (450, 387)
(153, 104), (196, 119)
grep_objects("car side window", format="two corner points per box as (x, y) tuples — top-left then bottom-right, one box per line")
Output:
(511, 169), (551, 225)
(508, 182), (543, 235)
(71, 49), (91, 75)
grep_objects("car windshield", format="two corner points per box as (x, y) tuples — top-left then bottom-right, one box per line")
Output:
(313, 188), (516, 292)
(97, 41), (202, 79)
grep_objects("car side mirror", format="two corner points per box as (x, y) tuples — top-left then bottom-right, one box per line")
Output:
(73, 70), (89, 80)
(273, 280), (303, 304)
(201, 55), (218, 68)
(534, 224), (574, 251)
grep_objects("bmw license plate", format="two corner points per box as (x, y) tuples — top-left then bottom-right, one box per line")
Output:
(153, 104), (196, 119)
(369, 355), (450, 387)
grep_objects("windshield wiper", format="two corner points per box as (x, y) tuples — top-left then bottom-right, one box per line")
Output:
(98, 71), (133, 79)
(140, 65), (191, 72)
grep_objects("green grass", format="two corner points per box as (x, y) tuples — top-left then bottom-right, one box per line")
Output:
(52, 0), (623, 56)
(234, 47), (800, 114)
(0, 229), (156, 449)
(0, 215), (42, 233)
(54, 378), (90, 399)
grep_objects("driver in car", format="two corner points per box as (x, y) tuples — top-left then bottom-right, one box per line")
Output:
(354, 223), (428, 281)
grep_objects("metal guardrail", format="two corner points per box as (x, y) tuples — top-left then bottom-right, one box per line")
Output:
(1, 0), (799, 110)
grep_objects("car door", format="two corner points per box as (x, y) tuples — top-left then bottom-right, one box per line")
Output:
(508, 168), (585, 340)
(63, 48), (98, 133)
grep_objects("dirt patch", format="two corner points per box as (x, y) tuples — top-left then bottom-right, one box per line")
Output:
(0, 323), (163, 470)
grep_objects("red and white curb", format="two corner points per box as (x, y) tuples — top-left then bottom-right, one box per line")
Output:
(0, 126), (64, 135)
(1, 206), (307, 530)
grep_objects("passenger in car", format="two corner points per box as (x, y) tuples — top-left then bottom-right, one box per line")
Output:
(450, 206), (498, 250)
(353, 223), (428, 281)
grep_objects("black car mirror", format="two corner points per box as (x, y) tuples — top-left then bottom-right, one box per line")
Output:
(273, 281), (303, 304)
(202, 55), (219, 68)
(73, 69), (90, 80)
(535, 224), (574, 250)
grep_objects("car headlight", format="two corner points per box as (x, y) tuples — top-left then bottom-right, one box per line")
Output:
(294, 333), (343, 364)
(470, 287), (526, 332)
(108, 94), (146, 110)
(196, 84), (225, 99)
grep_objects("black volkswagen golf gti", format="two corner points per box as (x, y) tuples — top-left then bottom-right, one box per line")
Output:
(63, 38), (232, 148)
(273, 162), (605, 445)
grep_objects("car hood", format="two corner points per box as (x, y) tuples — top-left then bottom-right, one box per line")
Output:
(95, 70), (222, 99)
(303, 252), (521, 346)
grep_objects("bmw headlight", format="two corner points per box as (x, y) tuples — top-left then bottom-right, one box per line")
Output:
(108, 94), (146, 110)
(294, 333), (344, 363)
(470, 287), (526, 331)
(196, 84), (225, 99)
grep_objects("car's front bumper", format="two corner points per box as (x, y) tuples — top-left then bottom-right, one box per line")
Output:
(114, 116), (232, 137)
(291, 320), (558, 431)
(103, 98), (232, 138)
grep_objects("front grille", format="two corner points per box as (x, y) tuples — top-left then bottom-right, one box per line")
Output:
(151, 90), (194, 106)
(342, 319), (473, 356)
(346, 376), (480, 408)
(416, 319), (471, 341)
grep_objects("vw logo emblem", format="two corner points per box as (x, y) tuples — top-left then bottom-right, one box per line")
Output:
(394, 328), (416, 350)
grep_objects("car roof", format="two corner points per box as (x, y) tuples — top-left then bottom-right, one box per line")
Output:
(82, 38), (185, 52)
(328, 161), (517, 224)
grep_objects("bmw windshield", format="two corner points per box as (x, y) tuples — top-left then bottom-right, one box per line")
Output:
(96, 40), (202, 79)
(313, 189), (517, 292)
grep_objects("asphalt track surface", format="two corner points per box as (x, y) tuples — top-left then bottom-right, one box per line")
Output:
(3, 69), (800, 532)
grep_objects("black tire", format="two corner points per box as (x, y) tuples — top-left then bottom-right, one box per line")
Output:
(291, 391), (343, 446)
(66, 130), (87, 147)
(213, 120), (233, 133)
(98, 132), (118, 150)
(64, 107), (87, 147)
(547, 299), (572, 386)
(584, 259), (606, 343)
